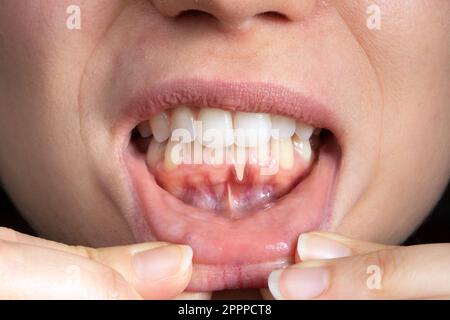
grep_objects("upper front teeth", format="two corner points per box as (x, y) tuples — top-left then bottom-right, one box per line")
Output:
(198, 108), (234, 148)
(234, 112), (272, 148)
(171, 106), (197, 143)
(271, 115), (296, 140)
(138, 106), (320, 168)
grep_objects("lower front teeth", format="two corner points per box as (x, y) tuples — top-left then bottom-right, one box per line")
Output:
(139, 106), (319, 174)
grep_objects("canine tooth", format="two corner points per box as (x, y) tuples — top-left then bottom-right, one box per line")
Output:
(235, 112), (271, 147)
(295, 121), (314, 141)
(146, 139), (166, 168)
(293, 135), (312, 164)
(198, 108), (234, 148)
(171, 106), (196, 143)
(234, 163), (245, 182)
(137, 121), (152, 138)
(150, 111), (170, 142)
(233, 145), (246, 182)
(271, 115), (295, 139)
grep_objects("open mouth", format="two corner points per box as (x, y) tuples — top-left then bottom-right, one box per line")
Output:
(135, 106), (322, 215)
(121, 80), (341, 292)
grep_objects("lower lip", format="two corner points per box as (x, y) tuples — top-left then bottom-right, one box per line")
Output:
(123, 136), (339, 292)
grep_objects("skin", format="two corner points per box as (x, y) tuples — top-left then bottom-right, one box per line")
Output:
(0, 0), (449, 299)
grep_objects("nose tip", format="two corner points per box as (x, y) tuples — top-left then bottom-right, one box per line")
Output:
(151, 0), (317, 30)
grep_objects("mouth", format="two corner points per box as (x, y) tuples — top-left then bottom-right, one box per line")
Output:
(120, 79), (342, 292)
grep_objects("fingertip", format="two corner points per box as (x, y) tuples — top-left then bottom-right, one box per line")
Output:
(178, 245), (193, 275)
(297, 232), (352, 261)
(268, 269), (284, 300)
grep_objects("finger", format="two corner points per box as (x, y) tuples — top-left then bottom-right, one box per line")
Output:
(95, 244), (193, 299)
(0, 239), (140, 299)
(0, 227), (193, 299)
(267, 231), (377, 299)
(0, 227), (74, 250)
(269, 243), (450, 299)
(296, 232), (390, 262)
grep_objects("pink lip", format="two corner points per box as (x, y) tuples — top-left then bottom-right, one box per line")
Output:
(119, 79), (342, 291)
(115, 79), (343, 141)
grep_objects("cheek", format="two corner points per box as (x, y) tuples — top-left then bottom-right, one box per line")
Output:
(335, 1), (450, 242)
(0, 0), (119, 205)
(0, 0), (126, 120)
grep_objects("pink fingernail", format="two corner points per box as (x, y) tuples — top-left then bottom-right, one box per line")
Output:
(269, 266), (329, 300)
(297, 233), (351, 260)
(132, 245), (192, 282)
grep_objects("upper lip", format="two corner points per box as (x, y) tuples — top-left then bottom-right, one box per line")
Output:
(115, 79), (344, 148)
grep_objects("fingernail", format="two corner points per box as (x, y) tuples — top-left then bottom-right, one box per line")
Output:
(297, 233), (351, 260)
(132, 245), (192, 282)
(268, 265), (329, 300)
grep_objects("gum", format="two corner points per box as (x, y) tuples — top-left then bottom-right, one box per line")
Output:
(147, 144), (314, 214)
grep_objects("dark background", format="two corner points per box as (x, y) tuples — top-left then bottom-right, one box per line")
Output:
(0, 183), (449, 244)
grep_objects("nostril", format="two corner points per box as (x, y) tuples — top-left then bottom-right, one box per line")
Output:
(175, 9), (289, 25)
(258, 11), (289, 22)
(177, 9), (216, 20)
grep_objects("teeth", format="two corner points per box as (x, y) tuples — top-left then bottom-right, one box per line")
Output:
(257, 141), (271, 166)
(235, 112), (272, 148)
(271, 115), (296, 140)
(143, 107), (319, 173)
(203, 145), (225, 166)
(295, 121), (314, 141)
(137, 121), (152, 138)
(146, 139), (166, 168)
(271, 138), (294, 170)
(198, 108), (234, 148)
(171, 106), (196, 143)
(233, 145), (247, 182)
(164, 141), (192, 171)
(234, 162), (245, 182)
(234, 164), (245, 181)
(279, 138), (295, 170)
(150, 111), (171, 142)
(293, 135), (312, 164)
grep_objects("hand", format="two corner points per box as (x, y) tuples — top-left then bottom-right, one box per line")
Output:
(0, 227), (210, 299)
(265, 232), (450, 299)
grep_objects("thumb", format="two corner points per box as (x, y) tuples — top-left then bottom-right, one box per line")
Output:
(295, 232), (389, 262)
(269, 232), (450, 299)
(85, 242), (193, 299)
(0, 228), (193, 299)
